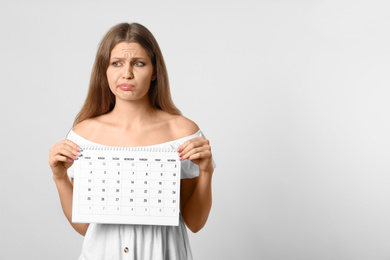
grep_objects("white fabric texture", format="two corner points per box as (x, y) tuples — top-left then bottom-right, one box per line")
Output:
(65, 129), (213, 260)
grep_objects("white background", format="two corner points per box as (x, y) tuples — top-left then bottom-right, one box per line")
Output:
(1, 1), (390, 259)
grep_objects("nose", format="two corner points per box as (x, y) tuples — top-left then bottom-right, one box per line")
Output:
(122, 64), (134, 80)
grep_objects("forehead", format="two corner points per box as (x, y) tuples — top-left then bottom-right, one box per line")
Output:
(110, 42), (149, 58)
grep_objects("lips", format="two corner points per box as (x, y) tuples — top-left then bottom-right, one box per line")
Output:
(118, 83), (135, 91)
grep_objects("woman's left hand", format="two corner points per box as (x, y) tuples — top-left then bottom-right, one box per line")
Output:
(177, 137), (214, 174)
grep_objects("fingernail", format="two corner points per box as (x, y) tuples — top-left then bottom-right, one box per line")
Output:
(73, 155), (78, 159)
(68, 159), (73, 163)
(76, 152), (81, 156)
(77, 147), (81, 151)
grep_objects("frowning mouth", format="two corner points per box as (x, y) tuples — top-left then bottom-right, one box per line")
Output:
(118, 83), (135, 91)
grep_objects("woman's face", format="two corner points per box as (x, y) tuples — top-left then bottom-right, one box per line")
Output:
(106, 42), (155, 103)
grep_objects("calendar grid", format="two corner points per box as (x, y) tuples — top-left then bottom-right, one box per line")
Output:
(72, 146), (181, 226)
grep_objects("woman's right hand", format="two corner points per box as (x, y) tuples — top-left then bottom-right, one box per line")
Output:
(49, 140), (81, 180)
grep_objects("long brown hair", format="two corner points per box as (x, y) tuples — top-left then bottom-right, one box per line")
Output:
(74, 23), (181, 126)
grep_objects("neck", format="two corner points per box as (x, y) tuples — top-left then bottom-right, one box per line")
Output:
(109, 97), (157, 129)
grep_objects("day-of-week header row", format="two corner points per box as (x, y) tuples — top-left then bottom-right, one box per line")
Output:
(83, 156), (177, 162)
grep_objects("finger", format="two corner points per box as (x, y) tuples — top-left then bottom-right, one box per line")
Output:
(55, 142), (81, 158)
(49, 154), (73, 167)
(187, 150), (212, 161)
(56, 154), (73, 163)
(180, 142), (211, 159)
(51, 142), (79, 160)
(49, 149), (75, 166)
(180, 143), (211, 160)
(181, 147), (204, 160)
(62, 140), (81, 152)
(177, 137), (203, 153)
(58, 148), (79, 161)
(178, 137), (208, 155)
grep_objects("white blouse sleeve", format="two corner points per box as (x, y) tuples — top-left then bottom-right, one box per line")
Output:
(177, 130), (216, 179)
(65, 130), (78, 179)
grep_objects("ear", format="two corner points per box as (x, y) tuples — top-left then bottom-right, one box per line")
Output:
(151, 69), (157, 81)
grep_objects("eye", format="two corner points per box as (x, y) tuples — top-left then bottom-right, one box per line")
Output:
(112, 62), (122, 67)
(134, 61), (145, 67)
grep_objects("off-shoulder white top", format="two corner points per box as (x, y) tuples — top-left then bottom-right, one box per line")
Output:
(66, 129), (214, 260)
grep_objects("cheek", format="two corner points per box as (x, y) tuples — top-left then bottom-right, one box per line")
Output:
(107, 69), (118, 84)
(138, 69), (154, 83)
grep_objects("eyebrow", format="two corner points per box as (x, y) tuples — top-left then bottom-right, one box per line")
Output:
(110, 57), (147, 60)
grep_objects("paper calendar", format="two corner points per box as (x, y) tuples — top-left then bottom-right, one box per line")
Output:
(72, 145), (181, 226)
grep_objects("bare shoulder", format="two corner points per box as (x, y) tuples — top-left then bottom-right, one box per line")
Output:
(168, 115), (200, 139)
(72, 117), (103, 138)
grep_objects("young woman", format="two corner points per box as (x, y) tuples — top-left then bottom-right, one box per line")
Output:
(48, 23), (215, 260)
